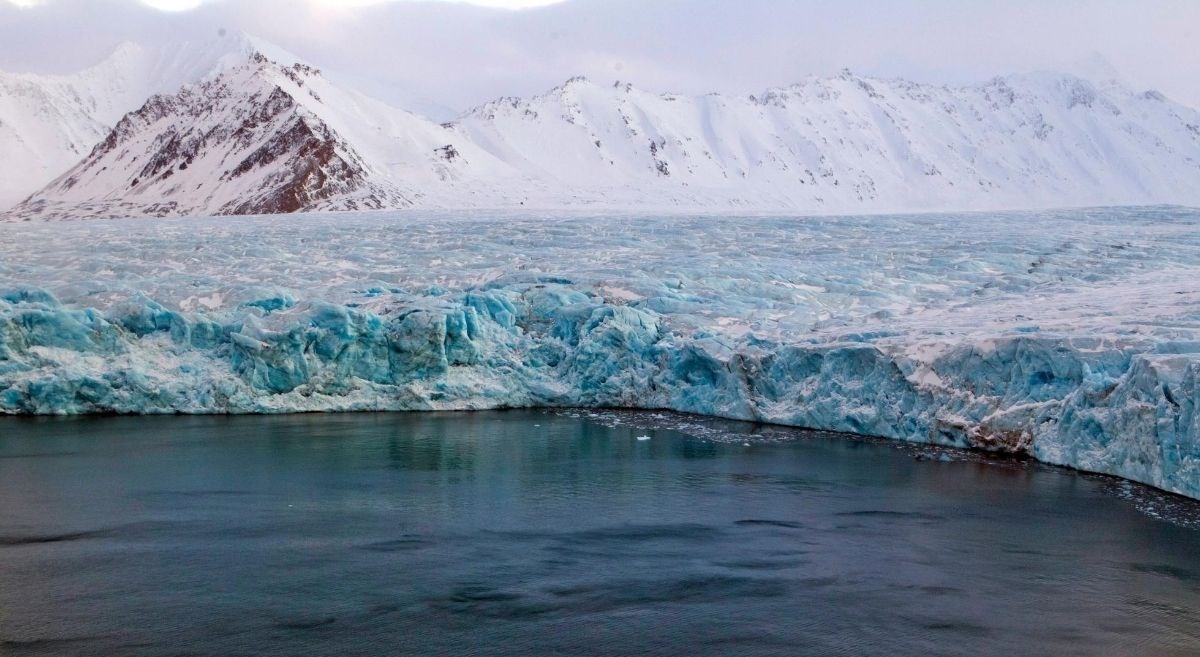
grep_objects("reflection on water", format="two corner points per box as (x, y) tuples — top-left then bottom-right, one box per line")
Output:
(1, 410), (1199, 656)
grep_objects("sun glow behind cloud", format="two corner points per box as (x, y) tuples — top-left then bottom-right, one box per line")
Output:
(310, 0), (566, 7)
(140, 0), (204, 10)
(2, 0), (566, 9)
(3, 0), (1199, 115)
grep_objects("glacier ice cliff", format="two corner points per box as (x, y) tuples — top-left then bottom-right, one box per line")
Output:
(2, 207), (1200, 499)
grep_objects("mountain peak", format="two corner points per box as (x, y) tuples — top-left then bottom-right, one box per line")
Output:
(550, 75), (597, 96)
(5, 53), (412, 220)
(4, 49), (1200, 219)
(244, 51), (320, 79)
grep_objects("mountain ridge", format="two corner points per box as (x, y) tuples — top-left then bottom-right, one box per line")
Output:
(4, 40), (1200, 220)
(8, 54), (415, 219)
(0, 33), (304, 208)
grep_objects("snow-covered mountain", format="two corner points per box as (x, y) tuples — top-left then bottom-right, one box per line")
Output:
(0, 34), (299, 209)
(453, 72), (1200, 210)
(5, 52), (530, 220)
(5, 45), (1200, 219)
(11, 56), (408, 219)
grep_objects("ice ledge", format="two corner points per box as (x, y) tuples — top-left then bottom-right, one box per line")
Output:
(3, 284), (1198, 500)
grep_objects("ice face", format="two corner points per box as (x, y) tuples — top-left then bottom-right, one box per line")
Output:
(2, 207), (1199, 498)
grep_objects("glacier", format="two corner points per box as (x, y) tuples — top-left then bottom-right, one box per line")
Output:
(2, 207), (1200, 498)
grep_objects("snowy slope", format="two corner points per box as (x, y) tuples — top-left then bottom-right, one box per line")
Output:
(5, 53), (525, 219)
(3, 207), (1200, 499)
(0, 33), (298, 209)
(5, 52), (1200, 218)
(452, 72), (1200, 211)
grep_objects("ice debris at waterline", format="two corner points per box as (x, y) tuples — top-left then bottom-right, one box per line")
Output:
(2, 207), (1200, 498)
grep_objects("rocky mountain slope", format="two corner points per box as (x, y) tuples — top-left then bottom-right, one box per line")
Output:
(0, 34), (297, 209)
(4, 43), (1200, 219)
(11, 56), (403, 219)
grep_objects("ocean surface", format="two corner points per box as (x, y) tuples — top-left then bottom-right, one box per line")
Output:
(1, 410), (1199, 656)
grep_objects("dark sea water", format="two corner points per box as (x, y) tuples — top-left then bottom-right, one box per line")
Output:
(1, 410), (1199, 657)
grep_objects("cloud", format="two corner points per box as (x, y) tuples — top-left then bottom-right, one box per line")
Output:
(310, 0), (567, 7)
(3, 0), (567, 7)
(140, 0), (204, 10)
(1, 0), (1198, 117)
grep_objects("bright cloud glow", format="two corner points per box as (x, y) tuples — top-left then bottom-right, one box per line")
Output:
(116, 0), (571, 10)
(141, 0), (204, 10)
(2, 0), (1198, 116)
(1, 0), (566, 9)
(309, 0), (566, 7)
(430, 0), (567, 6)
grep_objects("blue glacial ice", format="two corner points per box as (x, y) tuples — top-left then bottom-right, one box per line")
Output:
(2, 207), (1200, 498)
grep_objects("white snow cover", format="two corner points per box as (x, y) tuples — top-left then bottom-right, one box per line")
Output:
(0, 34), (301, 209)
(5, 55), (522, 218)
(452, 73), (1200, 211)
(4, 43), (1200, 218)
(2, 207), (1200, 499)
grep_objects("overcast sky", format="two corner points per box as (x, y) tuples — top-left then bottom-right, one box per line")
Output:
(2, 0), (1198, 118)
